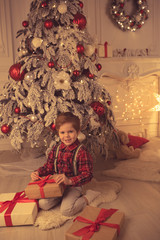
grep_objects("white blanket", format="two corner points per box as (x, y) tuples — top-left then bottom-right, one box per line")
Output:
(103, 137), (160, 182)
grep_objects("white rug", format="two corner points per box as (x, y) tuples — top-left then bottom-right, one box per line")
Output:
(34, 178), (121, 230)
(103, 137), (160, 182)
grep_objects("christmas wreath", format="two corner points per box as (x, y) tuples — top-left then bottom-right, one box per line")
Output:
(110, 0), (149, 32)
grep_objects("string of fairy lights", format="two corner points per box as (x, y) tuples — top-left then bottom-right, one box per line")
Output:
(108, 78), (158, 133)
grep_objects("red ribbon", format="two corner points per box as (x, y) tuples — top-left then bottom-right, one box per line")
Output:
(0, 191), (38, 226)
(28, 175), (56, 198)
(73, 208), (120, 240)
(104, 42), (108, 57)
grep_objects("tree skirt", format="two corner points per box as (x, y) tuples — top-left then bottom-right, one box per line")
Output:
(34, 178), (121, 230)
(103, 138), (160, 182)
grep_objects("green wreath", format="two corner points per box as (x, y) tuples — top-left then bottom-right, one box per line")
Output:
(110, 0), (149, 32)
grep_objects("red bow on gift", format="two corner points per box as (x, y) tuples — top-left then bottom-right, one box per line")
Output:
(28, 175), (56, 198)
(0, 191), (38, 226)
(73, 208), (120, 240)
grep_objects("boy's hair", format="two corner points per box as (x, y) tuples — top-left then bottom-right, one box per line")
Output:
(55, 112), (80, 132)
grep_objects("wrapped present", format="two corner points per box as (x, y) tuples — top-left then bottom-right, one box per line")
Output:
(0, 191), (38, 227)
(65, 206), (125, 240)
(98, 42), (112, 58)
(25, 174), (65, 199)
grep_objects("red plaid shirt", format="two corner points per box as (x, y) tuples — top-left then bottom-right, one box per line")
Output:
(36, 139), (93, 186)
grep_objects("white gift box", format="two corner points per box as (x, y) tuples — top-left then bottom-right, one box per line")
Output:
(0, 192), (38, 227)
(98, 42), (113, 58)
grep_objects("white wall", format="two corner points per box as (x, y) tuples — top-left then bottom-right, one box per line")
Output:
(85, 0), (160, 56)
(0, 0), (159, 138)
(10, 0), (32, 60)
(0, 0), (14, 90)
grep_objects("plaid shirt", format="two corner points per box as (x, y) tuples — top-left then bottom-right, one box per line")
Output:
(37, 139), (93, 186)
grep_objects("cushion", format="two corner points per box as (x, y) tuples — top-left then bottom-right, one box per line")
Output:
(127, 134), (149, 149)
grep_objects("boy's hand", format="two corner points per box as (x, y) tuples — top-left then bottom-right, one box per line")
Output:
(31, 171), (39, 181)
(55, 174), (72, 185)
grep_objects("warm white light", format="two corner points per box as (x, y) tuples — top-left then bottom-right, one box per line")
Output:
(150, 93), (160, 111)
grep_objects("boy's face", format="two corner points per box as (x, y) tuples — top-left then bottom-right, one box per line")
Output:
(58, 122), (79, 146)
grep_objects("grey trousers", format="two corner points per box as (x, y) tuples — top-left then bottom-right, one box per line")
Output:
(39, 186), (87, 217)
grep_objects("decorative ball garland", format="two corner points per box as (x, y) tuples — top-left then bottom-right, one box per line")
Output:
(110, 0), (149, 32)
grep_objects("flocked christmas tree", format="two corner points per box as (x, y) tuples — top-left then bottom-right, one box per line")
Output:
(0, 0), (118, 160)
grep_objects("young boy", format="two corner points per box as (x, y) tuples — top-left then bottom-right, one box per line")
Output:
(31, 112), (100, 216)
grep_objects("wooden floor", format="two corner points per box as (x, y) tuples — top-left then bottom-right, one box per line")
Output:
(0, 173), (160, 240)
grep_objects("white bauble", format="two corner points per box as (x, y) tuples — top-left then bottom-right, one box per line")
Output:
(31, 38), (43, 49)
(58, 3), (67, 14)
(40, 109), (45, 114)
(18, 48), (28, 57)
(78, 132), (86, 142)
(84, 44), (95, 56)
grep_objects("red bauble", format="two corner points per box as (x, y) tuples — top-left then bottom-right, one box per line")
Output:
(88, 73), (94, 79)
(73, 70), (80, 77)
(77, 44), (84, 54)
(1, 124), (11, 134)
(130, 22), (135, 27)
(22, 21), (29, 27)
(90, 101), (105, 116)
(9, 63), (26, 81)
(73, 13), (87, 30)
(44, 20), (53, 29)
(50, 123), (56, 131)
(96, 63), (102, 71)
(120, 3), (124, 8)
(48, 61), (55, 68)
(107, 100), (111, 106)
(41, 1), (48, 7)
(79, 1), (84, 8)
(14, 107), (21, 114)
(137, 24), (142, 29)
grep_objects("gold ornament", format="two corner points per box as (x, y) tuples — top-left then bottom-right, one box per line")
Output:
(30, 115), (37, 122)
(57, 3), (67, 14)
(31, 38), (43, 49)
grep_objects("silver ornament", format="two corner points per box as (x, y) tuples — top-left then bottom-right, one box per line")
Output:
(24, 72), (34, 81)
